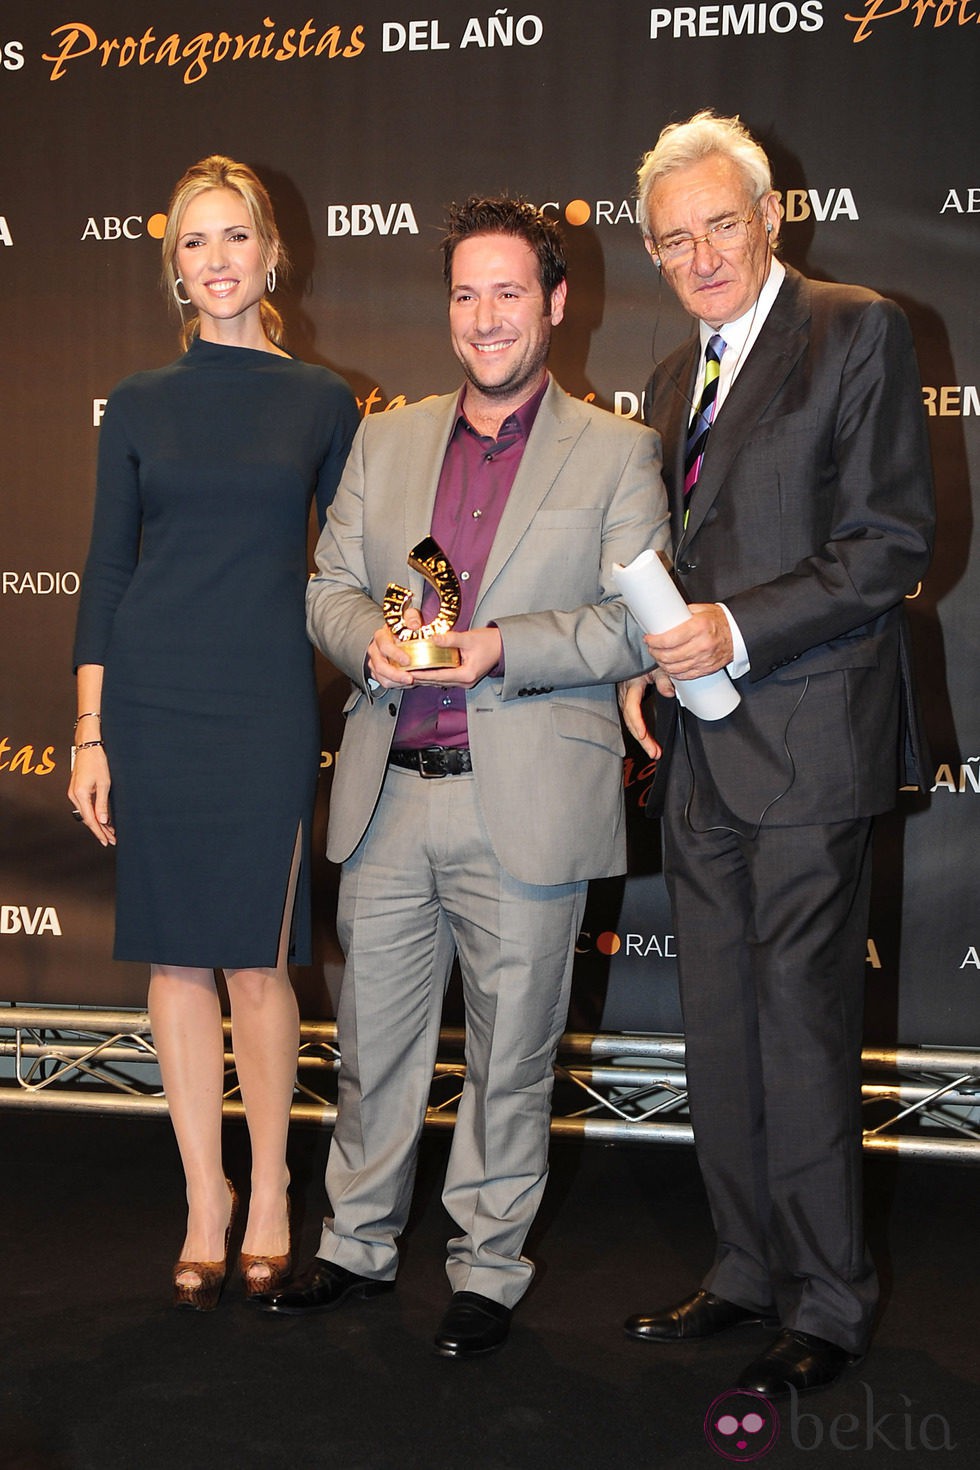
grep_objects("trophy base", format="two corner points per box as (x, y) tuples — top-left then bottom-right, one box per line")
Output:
(401, 642), (461, 670)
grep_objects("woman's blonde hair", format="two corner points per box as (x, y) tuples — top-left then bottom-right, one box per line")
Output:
(161, 155), (289, 349)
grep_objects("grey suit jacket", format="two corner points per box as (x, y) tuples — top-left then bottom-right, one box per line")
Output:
(644, 265), (934, 830)
(307, 375), (669, 884)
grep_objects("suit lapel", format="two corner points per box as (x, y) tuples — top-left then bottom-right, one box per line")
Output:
(475, 377), (583, 608)
(680, 269), (811, 550)
(650, 340), (699, 549)
(395, 392), (460, 603)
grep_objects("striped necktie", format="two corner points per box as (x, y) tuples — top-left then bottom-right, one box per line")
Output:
(683, 333), (726, 525)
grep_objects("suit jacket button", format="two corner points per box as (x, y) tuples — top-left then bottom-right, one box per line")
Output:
(388, 703), (397, 716)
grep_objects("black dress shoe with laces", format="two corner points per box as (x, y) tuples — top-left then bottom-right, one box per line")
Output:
(737, 1329), (862, 1396)
(625, 1288), (777, 1341)
(433, 1291), (512, 1357)
(253, 1257), (393, 1315)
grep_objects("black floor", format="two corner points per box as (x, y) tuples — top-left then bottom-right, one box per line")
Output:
(3, 1110), (978, 1470)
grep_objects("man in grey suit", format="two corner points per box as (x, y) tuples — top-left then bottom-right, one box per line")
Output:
(620, 112), (934, 1394)
(257, 196), (668, 1355)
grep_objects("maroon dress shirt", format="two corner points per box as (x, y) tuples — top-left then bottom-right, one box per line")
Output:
(393, 379), (548, 750)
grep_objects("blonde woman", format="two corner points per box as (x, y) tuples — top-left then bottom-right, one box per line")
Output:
(69, 156), (358, 1309)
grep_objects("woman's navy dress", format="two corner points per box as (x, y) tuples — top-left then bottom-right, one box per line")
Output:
(73, 338), (358, 967)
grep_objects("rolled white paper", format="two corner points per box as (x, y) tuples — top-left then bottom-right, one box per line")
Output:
(614, 549), (741, 721)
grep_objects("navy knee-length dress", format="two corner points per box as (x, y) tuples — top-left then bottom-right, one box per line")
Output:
(73, 337), (358, 968)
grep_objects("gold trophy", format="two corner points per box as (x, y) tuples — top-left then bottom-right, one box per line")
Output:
(382, 536), (462, 669)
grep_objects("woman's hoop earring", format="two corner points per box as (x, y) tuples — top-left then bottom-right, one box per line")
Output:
(173, 277), (192, 307)
(266, 267), (277, 294)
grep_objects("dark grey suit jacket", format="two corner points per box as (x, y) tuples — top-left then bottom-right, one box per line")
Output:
(644, 264), (934, 831)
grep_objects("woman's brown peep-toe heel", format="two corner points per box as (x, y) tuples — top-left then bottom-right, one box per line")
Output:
(172, 1180), (239, 1311)
(240, 1197), (292, 1300)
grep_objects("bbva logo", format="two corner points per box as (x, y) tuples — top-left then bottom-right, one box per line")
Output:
(326, 203), (419, 237)
(1, 905), (62, 935)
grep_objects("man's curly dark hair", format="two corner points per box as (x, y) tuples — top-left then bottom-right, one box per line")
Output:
(441, 195), (567, 298)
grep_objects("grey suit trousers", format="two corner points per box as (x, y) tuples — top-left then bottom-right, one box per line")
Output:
(318, 765), (587, 1307)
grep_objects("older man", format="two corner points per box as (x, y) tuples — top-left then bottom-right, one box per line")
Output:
(621, 112), (934, 1395)
(258, 196), (667, 1356)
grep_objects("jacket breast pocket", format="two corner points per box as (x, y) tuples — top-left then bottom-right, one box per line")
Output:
(534, 506), (603, 529)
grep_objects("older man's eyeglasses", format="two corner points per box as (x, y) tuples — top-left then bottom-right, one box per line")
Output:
(655, 204), (762, 267)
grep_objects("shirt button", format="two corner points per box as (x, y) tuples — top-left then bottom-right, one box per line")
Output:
(472, 509), (482, 519)
(460, 571), (470, 581)
(441, 697), (453, 708)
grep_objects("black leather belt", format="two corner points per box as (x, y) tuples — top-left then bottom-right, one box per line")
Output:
(389, 746), (473, 778)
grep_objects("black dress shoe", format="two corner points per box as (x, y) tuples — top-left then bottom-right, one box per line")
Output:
(737, 1329), (862, 1396)
(433, 1291), (511, 1357)
(624, 1289), (777, 1341)
(252, 1257), (393, 1315)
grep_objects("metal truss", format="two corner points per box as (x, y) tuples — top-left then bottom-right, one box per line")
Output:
(2, 1006), (979, 1162)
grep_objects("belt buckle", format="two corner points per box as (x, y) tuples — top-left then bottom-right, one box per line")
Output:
(417, 747), (447, 779)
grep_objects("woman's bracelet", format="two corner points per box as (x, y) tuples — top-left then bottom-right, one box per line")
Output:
(73, 712), (101, 729)
(75, 739), (105, 751)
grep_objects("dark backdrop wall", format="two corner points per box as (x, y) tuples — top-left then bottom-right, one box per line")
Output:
(2, 2), (977, 1044)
